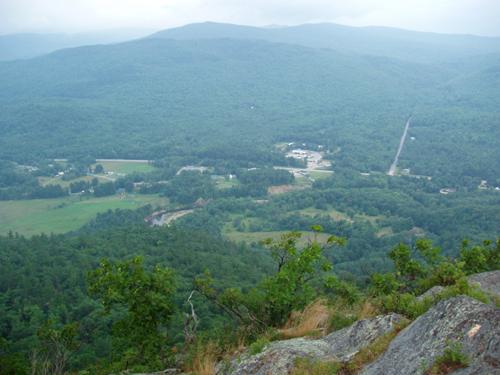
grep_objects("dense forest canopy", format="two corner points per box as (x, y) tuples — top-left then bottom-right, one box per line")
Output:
(0, 22), (499, 374)
(0, 23), (499, 184)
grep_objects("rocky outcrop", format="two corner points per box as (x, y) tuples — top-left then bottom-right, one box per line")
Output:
(416, 285), (445, 302)
(361, 296), (500, 375)
(322, 313), (403, 362)
(217, 313), (402, 375)
(468, 270), (500, 298)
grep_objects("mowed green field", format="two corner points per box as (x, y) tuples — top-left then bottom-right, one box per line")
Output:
(94, 160), (155, 174)
(38, 160), (156, 187)
(0, 194), (168, 236)
(293, 206), (352, 222)
(38, 175), (108, 187)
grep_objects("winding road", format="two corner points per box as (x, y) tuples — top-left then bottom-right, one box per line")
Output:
(387, 117), (411, 176)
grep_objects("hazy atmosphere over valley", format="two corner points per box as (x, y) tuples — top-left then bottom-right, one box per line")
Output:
(0, 1), (499, 374)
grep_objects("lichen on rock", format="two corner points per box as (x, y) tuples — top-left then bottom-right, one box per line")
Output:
(217, 313), (402, 375)
(361, 296), (500, 375)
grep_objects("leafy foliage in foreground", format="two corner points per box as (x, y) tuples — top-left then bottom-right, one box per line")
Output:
(0, 224), (271, 373)
(0, 200), (497, 373)
(89, 257), (176, 370)
(371, 238), (499, 318)
(195, 229), (346, 329)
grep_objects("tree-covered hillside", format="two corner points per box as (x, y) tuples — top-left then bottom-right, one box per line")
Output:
(0, 26), (498, 182)
(0, 37), (433, 163)
(152, 22), (500, 64)
(0, 22), (499, 374)
(0, 223), (272, 371)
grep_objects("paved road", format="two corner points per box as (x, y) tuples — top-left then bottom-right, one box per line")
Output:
(388, 117), (411, 176)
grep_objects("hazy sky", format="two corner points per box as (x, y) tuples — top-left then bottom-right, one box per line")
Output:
(1, 0), (499, 36)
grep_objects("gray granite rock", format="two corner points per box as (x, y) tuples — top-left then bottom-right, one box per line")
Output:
(361, 296), (500, 375)
(416, 285), (445, 302)
(468, 270), (500, 298)
(323, 312), (402, 362)
(217, 313), (402, 375)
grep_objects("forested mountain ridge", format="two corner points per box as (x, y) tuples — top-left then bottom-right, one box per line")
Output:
(0, 37), (439, 163)
(151, 22), (500, 64)
(0, 25), (498, 181)
(0, 21), (499, 375)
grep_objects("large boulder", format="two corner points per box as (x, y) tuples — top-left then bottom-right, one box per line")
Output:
(361, 296), (500, 375)
(416, 285), (445, 302)
(217, 313), (402, 375)
(468, 270), (500, 299)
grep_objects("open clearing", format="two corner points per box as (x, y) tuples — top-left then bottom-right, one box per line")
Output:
(38, 160), (156, 187)
(93, 160), (156, 174)
(0, 194), (168, 236)
(38, 175), (108, 187)
(224, 230), (333, 247)
(293, 207), (353, 222)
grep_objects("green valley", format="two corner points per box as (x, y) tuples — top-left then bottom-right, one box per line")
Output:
(0, 20), (498, 375)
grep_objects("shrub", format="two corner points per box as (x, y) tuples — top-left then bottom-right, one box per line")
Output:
(248, 337), (270, 355)
(196, 228), (347, 328)
(292, 358), (341, 375)
(425, 341), (469, 374)
(328, 312), (357, 332)
(324, 276), (361, 305)
(379, 293), (432, 319)
(370, 273), (400, 296)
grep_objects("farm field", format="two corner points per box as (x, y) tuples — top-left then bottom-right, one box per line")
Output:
(38, 175), (108, 187)
(0, 194), (168, 236)
(308, 170), (334, 180)
(214, 177), (239, 189)
(94, 160), (156, 174)
(293, 206), (353, 222)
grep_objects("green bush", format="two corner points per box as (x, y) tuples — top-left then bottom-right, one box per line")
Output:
(248, 337), (270, 355)
(196, 228), (347, 328)
(426, 341), (469, 374)
(379, 293), (432, 319)
(328, 312), (357, 331)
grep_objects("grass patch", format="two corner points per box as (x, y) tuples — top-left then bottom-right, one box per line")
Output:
(187, 341), (218, 375)
(38, 175), (108, 187)
(214, 178), (239, 190)
(425, 342), (469, 375)
(248, 337), (271, 355)
(280, 299), (331, 339)
(294, 206), (352, 222)
(0, 194), (168, 236)
(93, 160), (155, 174)
(343, 321), (409, 373)
(308, 171), (333, 180)
(292, 321), (408, 375)
(294, 175), (313, 187)
(293, 358), (342, 375)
